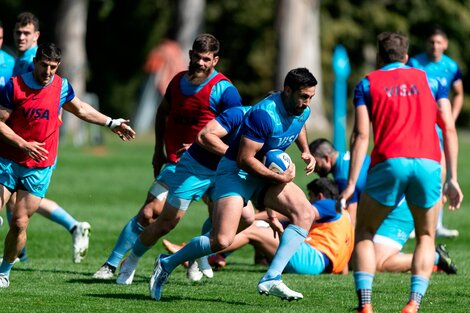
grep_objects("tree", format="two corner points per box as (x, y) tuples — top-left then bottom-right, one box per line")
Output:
(56, 0), (89, 145)
(276, 0), (329, 132)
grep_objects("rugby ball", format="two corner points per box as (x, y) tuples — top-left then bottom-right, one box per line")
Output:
(263, 149), (292, 174)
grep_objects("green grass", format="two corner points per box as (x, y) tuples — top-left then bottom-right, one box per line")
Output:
(1, 132), (470, 312)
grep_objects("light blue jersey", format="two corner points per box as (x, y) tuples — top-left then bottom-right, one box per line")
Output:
(333, 151), (370, 204)
(408, 52), (462, 96)
(166, 106), (251, 210)
(0, 50), (15, 90)
(214, 92), (310, 205)
(13, 45), (37, 76)
(225, 92), (310, 161)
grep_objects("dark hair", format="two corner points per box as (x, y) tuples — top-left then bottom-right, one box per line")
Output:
(192, 33), (220, 56)
(16, 12), (40, 32)
(428, 26), (447, 39)
(306, 178), (339, 199)
(36, 43), (61, 62)
(0, 20), (3, 28)
(377, 32), (408, 64)
(309, 138), (336, 158)
(283, 68), (317, 92)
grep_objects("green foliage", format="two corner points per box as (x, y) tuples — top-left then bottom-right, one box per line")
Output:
(4, 0), (470, 126)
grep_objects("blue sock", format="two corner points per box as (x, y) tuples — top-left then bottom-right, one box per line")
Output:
(132, 237), (152, 258)
(201, 218), (212, 235)
(410, 275), (429, 297)
(49, 207), (78, 232)
(162, 233), (213, 273)
(434, 251), (439, 265)
(6, 210), (12, 225)
(354, 272), (374, 290)
(262, 224), (307, 281)
(0, 260), (14, 276)
(106, 217), (144, 267)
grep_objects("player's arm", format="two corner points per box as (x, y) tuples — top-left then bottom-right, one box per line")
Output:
(295, 125), (315, 175)
(451, 79), (464, 121)
(63, 96), (135, 141)
(0, 104), (49, 162)
(436, 97), (463, 210)
(237, 136), (295, 184)
(197, 119), (229, 156)
(342, 105), (369, 202)
(152, 97), (170, 177)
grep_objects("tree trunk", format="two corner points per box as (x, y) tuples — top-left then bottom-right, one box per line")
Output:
(176, 0), (206, 60)
(276, 0), (329, 133)
(56, 0), (90, 146)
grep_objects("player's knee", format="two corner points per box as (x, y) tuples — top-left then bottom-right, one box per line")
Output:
(9, 216), (29, 233)
(212, 235), (233, 252)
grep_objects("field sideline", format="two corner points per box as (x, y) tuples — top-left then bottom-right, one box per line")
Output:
(0, 132), (470, 312)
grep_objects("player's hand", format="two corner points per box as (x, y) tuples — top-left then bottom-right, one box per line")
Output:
(301, 151), (316, 175)
(152, 152), (167, 178)
(278, 163), (296, 183)
(268, 217), (284, 239)
(22, 141), (49, 162)
(338, 185), (355, 212)
(444, 179), (463, 211)
(109, 118), (136, 141)
(176, 143), (192, 159)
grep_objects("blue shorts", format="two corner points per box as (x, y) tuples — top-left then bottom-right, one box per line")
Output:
(166, 152), (216, 211)
(285, 242), (327, 275)
(212, 157), (268, 206)
(0, 156), (53, 198)
(148, 162), (177, 199)
(365, 158), (441, 209)
(374, 197), (414, 249)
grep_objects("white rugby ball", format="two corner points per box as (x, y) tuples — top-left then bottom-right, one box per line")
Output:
(263, 149), (292, 174)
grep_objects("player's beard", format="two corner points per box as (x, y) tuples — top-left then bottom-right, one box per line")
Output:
(188, 62), (212, 85)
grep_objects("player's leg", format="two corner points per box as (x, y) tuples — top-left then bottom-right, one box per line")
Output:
(36, 198), (91, 263)
(401, 158), (441, 312)
(93, 189), (166, 279)
(374, 199), (414, 273)
(353, 194), (393, 309)
(0, 190), (41, 288)
(257, 182), (314, 300)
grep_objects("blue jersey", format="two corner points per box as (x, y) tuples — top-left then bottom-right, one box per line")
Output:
(354, 62), (449, 108)
(333, 151), (370, 204)
(187, 106), (251, 170)
(408, 52), (462, 95)
(178, 69), (242, 114)
(0, 72), (75, 110)
(0, 50), (15, 90)
(225, 92), (310, 161)
(314, 199), (342, 223)
(13, 45), (37, 76)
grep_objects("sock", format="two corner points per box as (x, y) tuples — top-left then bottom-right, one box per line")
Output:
(106, 217), (144, 268)
(162, 233), (213, 273)
(7, 211), (27, 260)
(262, 224), (307, 281)
(354, 272), (374, 308)
(0, 259), (14, 276)
(434, 251), (439, 265)
(409, 275), (429, 308)
(201, 217), (212, 235)
(49, 207), (78, 232)
(132, 237), (152, 258)
(6, 210), (12, 225)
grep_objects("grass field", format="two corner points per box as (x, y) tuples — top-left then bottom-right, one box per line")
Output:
(1, 132), (470, 312)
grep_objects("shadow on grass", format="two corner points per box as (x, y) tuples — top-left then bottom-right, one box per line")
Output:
(86, 292), (252, 305)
